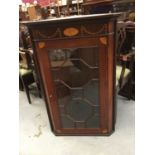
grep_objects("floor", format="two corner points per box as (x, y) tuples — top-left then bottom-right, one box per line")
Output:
(19, 89), (135, 155)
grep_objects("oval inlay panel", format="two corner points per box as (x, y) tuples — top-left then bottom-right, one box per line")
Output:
(64, 27), (79, 37)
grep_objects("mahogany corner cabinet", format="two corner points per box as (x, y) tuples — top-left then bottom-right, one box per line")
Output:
(22, 13), (120, 136)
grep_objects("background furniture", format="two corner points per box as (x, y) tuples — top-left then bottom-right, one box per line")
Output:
(21, 13), (120, 135)
(19, 50), (35, 104)
(83, 0), (114, 14)
(116, 21), (135, 99)
(83, 0), (135, 21)
(19, 49), (41, 104)
(19, 23), (42, 103)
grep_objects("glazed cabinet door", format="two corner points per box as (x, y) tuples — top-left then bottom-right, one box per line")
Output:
(36, 37), (111, 135)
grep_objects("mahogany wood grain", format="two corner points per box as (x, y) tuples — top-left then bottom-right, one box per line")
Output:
(21, 13), (120, 135)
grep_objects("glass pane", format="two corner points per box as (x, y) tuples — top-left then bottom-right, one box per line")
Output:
(48, 47), (100, 129)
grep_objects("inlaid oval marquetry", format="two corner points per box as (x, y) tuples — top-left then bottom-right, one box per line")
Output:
(63, 27), (79, 37)
(38, 42), (45, 49)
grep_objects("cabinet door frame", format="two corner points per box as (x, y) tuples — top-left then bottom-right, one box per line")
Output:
(35, 37), (113, 135)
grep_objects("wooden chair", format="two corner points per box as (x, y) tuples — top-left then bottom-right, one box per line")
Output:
(116, 21), (135, 99)
(19, 49), (41, 104)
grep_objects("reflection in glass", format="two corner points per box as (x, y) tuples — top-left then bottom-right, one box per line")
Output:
(48, 47), (101, 128)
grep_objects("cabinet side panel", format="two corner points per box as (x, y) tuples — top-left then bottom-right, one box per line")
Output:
(107, 21), (115, 132)
(98, 40), (108, 132)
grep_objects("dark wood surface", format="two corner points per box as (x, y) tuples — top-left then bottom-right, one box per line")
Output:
(22, 13), (120, 135)
(21, 13), (121, 25)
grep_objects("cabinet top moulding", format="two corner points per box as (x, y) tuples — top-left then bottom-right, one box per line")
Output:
(21, 12), (121, 26)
